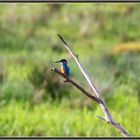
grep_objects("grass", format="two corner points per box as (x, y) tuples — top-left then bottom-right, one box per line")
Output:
(0, 3), (140, 136)
(0, 94), (139, 136)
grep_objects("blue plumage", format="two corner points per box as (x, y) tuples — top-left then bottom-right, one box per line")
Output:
(55, 59), (70, 78)
(61, 62), (70, 77)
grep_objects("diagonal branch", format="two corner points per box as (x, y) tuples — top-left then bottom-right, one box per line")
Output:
(57, 34), (99, 98)
(54, 34), (131, 137)
(51, 67), (130, 137)
(51, 68), (100, 103)
(57, 34), (113, 122)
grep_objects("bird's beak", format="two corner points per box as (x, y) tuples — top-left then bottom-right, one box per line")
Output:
(54, 60), (60, 63)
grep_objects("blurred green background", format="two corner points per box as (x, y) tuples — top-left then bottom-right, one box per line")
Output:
(0, 3), (140, 136)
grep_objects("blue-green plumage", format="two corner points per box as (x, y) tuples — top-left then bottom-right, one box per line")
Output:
(61, 62), (70, 77)
(55, 59), (70, 77)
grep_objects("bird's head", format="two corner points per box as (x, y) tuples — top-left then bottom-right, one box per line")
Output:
(54, 59), (67, 64)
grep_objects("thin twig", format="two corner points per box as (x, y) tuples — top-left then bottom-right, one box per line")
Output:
(51, 68), (100, 103)
(54, 34), (131, 137)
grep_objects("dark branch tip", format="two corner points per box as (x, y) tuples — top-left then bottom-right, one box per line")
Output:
(57, 34), (62, 38)
(57, 34), (68, 46)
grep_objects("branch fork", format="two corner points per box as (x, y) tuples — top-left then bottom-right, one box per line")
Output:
(51, 34), (131, 137)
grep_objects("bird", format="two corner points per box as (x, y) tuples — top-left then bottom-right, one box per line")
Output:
(54, 59), (70, 78)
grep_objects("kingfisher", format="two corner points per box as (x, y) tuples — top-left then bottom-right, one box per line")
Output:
(54, 59), (70, 78)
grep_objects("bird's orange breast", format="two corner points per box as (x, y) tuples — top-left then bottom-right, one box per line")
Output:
(61, 67), (67, 76)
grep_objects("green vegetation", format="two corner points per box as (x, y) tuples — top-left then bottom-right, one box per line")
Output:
(0, 4), (140, 136)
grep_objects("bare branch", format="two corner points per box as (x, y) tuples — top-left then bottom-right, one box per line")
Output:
(51, 68), (100, 103)
(55, 34), (131, 137)
(58, 34), (100, 98)
(57, 34), (113, 122)
(51, 67), (131, 137)
(97, 116), (106, 121)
